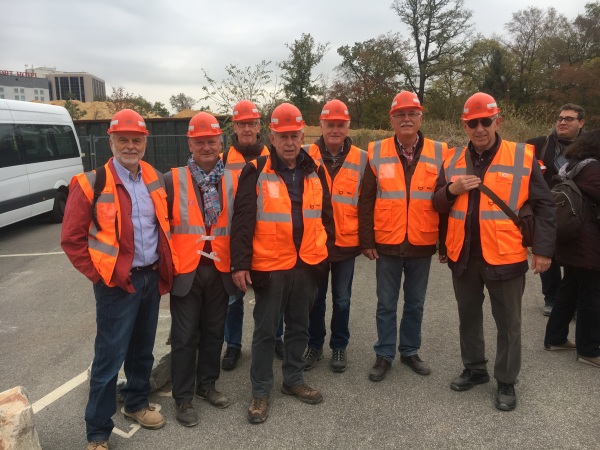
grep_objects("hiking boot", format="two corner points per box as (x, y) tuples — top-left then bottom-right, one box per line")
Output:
(544, 340), (576, 351)
(87, 442), (108, 450)
(495, 382), (517, 411)
(247, 396), (269, 424)
(368, 356), (391, 382)
(221, 347), (241, 370)
(175, 402), (198, 427)
(281, 383), (323, 404)
(400, 354), (431, 375)
(195, 387), (230, 408)
(450, 369), (490, 392)
(577, 354), (600, 368)
(121, 405), (165, 429)
(275, 339), (284, 360)
(303, 347), (323, 371)
(331, 349), (347, 373)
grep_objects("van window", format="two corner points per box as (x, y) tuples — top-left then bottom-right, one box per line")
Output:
(0, 124), (22, 168)
(16, 124), (80, 163)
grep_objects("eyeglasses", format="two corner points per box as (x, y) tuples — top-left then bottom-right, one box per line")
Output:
(556, 116), (579, 123)
(465, 117), (496, 129)
(391, 112), (422, 120)
(235, 121), (260, 129)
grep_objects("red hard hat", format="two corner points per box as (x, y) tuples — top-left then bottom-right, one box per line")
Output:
(320, 99), (350, 121)
(187, 112), (223, 138)
(269, 103), (305, 132)
(232, 100), (261, 122)
(390, 91), (422, 114)
(462, 92), (500, 120)
(107, 109), (148, 135)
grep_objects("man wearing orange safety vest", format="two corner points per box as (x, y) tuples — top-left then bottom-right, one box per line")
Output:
(432, 92), (555, 411)
(165, 112), (233, 427)
(302, 99), (367, 373)
(230, 103), (334, 424)
(359, 91), (449, 383)
(221, 100), (285, 371)
(61, 109), (175, 450)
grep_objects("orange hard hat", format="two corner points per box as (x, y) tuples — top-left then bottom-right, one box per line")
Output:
(232, 100), (261, 122)
(107, 109), (148, 135)
(320, 99), (350, 121)
(269, 103), (305, 132)
(390, 91), (422, 114)
(187, 112), (223, 138)
(462, 92), (500, 120)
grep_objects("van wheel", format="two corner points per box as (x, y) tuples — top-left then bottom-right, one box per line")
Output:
(50, 190), (68, 223)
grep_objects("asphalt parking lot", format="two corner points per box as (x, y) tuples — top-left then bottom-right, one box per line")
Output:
(0, 218), (598, 449)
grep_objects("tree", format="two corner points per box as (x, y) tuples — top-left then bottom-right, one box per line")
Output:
(64, 95), (85, 120)
(391, 0), (474, 104)
(151, 102), (170, 117)
(169, 93), (196, 113)
(279, 33), (330, 113)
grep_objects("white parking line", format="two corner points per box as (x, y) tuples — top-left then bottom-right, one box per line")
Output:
(32, 371), (88, 414)
(0, 252), (65, 258)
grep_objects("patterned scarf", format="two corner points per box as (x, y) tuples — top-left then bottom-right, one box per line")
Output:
(187, 155), (224, 226)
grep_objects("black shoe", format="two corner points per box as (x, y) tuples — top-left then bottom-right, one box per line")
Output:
(175, 402), (198, 427)
(195, 387), (230, 408)
(368, 356), (391, 382)
(222, 347), (241, 370)
(450, 369), (490, 391)
(495, 382), (517, 411)
(331, 349), (347, 373)
(275, 340), (284, 360)
(303, 347), (323, 371)
(400, 354), (431, 375)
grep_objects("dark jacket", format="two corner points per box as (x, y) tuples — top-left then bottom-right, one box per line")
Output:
(526, 130), (583, 188)
(432, 135), (556, 280)
(555, 159), (600, 270)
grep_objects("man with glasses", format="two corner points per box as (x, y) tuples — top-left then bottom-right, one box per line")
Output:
(526, 104), (585, 316)
(359, 91), (449, 382)
(432, 92), (555, 411)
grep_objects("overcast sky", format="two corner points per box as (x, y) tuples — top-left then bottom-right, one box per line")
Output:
(2, 0), (591, 113)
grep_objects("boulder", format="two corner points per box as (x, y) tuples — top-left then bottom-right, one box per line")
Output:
(0, 386), (42, 450)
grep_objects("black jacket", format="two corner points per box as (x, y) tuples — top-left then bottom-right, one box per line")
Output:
(526, 130), (583, 188)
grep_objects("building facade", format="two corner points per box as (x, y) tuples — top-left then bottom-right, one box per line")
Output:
(0, 70), (50, 102)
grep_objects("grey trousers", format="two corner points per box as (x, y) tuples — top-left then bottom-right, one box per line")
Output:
(250, 267), (318, 397)
(452, 256), (525, 384)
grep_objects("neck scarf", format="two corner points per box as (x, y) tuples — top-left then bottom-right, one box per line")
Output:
(187, 155), (224, 226)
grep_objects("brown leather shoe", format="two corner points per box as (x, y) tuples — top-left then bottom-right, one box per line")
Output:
(400, 354), (431, 375)
(281, 383), (323, 404)
(195, 387), (230, 408)
(121, 405), (165, 429)
(248, 396), (269, 423)
(369, 356), (391, 381)
(87, 442), (108, 450)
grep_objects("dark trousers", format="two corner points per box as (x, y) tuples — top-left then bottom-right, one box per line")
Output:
(452, 256), (525, 384)
(251, 267), (318, 397)
(545, 265), (600, 358)
(170, 265), (228, 403)
(540, 257), (561, 306)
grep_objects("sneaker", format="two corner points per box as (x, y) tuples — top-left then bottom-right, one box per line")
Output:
(222, 347), (241, 370)
(247, 396), (269, 424)
(331, 349), (347, 373)
(368, 356), (391, 382)
(400, 354), (431, 375)
(450, 369), (490, 392)
(87, 442), (108, 450)
(577, 354), (600, 368)
(175, 402), (198, 427)
(121, 405), (165, 429)
(281, 383), (323, 404)
(495, 382), (517, 411)
(303, 347), (324, 371)
(195, 387), (230, 408)
(544, 340), (576, 351)
(542, 304), (553, 316)
(275, 340), (284, 360)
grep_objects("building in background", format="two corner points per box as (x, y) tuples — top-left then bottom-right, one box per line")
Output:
(0, 69), (49, 102)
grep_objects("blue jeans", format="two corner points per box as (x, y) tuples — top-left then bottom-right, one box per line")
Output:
(86, 269), (160, 442)
(224, 290), (283, 349)
(374, 255), (431, 360)
(308, 258), (355, 350)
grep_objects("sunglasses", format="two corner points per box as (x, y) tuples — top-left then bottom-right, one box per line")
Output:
(465, 117), (496, 129)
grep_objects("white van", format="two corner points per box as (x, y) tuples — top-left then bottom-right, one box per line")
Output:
(0, 99), (84, 227)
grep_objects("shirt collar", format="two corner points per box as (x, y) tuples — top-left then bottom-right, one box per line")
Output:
(112, 157), (142, 182)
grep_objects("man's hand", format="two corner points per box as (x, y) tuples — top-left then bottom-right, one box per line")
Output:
(361, 248), (379, 260)
(438, 254), (448, 264)
(448, 175), (481, 195)
(232, 270), (252, 292)
(531, 255), (552, 274)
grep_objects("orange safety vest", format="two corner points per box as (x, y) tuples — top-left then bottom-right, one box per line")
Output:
(443, 140), (533, 265)
(367, 136), (448, 246)
(305, 143), (367, 247)
(73, 159), (173, 287)
(251, 156), (328, 271)
(169, 166), (234, 274)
